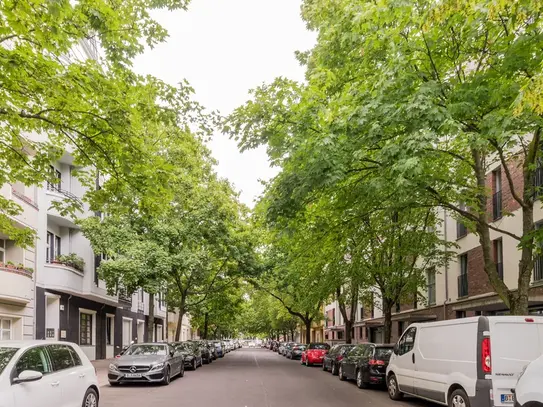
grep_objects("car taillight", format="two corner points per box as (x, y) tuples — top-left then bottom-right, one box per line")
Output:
(369, 359), (385, 366)
(337, 355), (344, 361)
(482, 337), (491, 373)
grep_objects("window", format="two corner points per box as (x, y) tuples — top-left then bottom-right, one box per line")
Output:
(0, 239), (5, 264)
(67, 345), (82, 366)
(493, 168), (502, 220)
(140, 288), (144, 302)
(427, 269), (436, 305)
(395, 303), (401, 313)
(337, 330), (343, 340)
(47, 165), (61, 191)
(494, 239), (504, 280)
(48, 345), (77, 371)
(360, 307), (364, 320)
(0, 318), (12, 341)
(106, 316), (113, 346)
(332, 308), (335, 326)
(46, 232), (61, 263)
(458, 253), (469, 297)
(80, 313), (93, 346)
(15, 346), (52, 376)
(397, 327), (416, 356)
(457, 203), (468, 238)
(398, 321), (405, 338)
(0, 348), (17, 375)
(456, 310), (467, 319)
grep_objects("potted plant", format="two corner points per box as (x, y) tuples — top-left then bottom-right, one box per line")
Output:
(6, 261), (15, 269)
(56, 253), (85, 272)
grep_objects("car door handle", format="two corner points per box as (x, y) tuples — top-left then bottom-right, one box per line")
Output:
(79, 373), (86, 378)
(51, 381), (60, 387)
(412, 353), (415, 364)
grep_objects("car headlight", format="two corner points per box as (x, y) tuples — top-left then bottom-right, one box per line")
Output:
(149, 363), (165, 372)
(109, 363), (119, 372)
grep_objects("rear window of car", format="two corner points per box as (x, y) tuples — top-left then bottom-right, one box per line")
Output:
(309, 343), (330, 350)
(48, 345), (78, 371)
(125, 344), (167, 356)
(375, 347), (393, 361)
(0, 347), (18, 374)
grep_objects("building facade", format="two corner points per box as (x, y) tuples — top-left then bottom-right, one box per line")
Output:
(324, 156), (543, 345)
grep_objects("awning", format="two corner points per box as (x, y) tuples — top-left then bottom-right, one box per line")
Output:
(392, 313), (437, 323)
(364, 318), (384, 327)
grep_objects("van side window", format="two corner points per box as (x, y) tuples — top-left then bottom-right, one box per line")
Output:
(397, 327), (417, 355)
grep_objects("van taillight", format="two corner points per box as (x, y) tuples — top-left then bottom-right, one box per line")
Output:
(525, 318), (534, 323)
(482, 337), (491, 373)
(369, 359), (385, 366)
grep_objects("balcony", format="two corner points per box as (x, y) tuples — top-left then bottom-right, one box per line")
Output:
(534, 256), (543, 283)
(458, 273), (469, 298)
(43, 262), (84, 295)
(118, 289), (132, 305)
(492, 191), (502, 220)
(0, 265), (33, 305)
(457, 221), (467, 239)
(45, 186), (82, 229)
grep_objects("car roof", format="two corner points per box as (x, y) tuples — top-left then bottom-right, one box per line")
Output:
(130, 342), (168, 346)
(0, 340), (77, 349)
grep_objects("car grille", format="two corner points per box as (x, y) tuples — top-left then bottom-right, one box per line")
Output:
(118, 365), (151, 373)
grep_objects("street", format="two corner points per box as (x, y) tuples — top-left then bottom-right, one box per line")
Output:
(100, 348), (437, 407)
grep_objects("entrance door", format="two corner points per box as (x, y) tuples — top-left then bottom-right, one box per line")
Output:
(122, 318), (132, 347)
(105, 315), (114, 358)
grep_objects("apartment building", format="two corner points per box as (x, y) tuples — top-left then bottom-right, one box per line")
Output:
(0, 182), (38, 341)
(322, 154), (543, 344)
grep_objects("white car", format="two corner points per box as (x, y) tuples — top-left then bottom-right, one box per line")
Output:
(0, 340), (99, 407)
(387, 316), (543, 407)
(513, 353), (543, 407)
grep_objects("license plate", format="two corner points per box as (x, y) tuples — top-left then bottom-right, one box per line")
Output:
(501, 394), (514, 403)
(124, 373), (142, 378)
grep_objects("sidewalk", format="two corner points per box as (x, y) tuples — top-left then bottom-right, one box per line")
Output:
(92, 358), (114, 387)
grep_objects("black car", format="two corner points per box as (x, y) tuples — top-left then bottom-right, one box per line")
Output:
(172, 341), (203, 370)
(339, 343), (394, 388)
(287, 344), (306, 360)
(206, 342), (218, 360)
(191, 340), (212, 364)
(322, 344), (355, 375)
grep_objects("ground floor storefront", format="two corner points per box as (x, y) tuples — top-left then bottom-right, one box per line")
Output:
(35, 287), (165, 360)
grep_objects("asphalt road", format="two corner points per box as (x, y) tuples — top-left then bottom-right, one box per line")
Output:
(100, 348), (438, 407)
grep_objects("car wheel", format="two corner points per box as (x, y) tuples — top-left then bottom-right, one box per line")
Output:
(338, 364), (346, 381)
(388, 374), (403, 400)
(180, 364), (185, 378)
(82, 387), (98, 407)
(300, 357), (304, 365)
(192, 360), (197, 370)
(449, 389), (470, 407)
(322, 361), (327, 371)
(356, 370), (368, 389)
(162, 366), (171, 385)
(331, 363), (338, 376)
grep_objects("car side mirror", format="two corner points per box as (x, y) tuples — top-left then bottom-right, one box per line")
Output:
(170, 350), (175, 357)
(13, 370), (43, 384)
(393, 344), (399, 354)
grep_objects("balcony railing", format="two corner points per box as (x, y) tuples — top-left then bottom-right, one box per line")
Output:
(534, 256), (543, 283)
(496, 262), (504, 280)
(458, 273), (469, 298)
(47, 183), (82, 205)
(492, 191), (502, 220)
(118, 289), (132, 304)
(427, 284), (436, 305)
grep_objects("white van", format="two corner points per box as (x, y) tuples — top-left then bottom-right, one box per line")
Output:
(386, 316), (543, 407)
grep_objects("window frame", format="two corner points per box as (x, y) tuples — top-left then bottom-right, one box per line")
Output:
(0, 318), (12, 341)
(0, 239), (5, 264)
(427, 269), (436, 306)
(396, 327), (417, 356)
(106, 316), (113, 346)
(12, 346), (53, 381)
(79, 312), (93, 346)
(47, 344), (78, 372)
(46, 232), (61, 263)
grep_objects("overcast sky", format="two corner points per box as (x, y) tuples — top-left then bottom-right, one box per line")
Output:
(134, 0), (316, 207)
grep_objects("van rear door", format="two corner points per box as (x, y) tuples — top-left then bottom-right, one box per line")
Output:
(489, 317), (543, 406)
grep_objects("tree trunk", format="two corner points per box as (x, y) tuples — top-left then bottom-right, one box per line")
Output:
(147, 293), (155, 342)
(383, 297), (393, 344)
(290, 328), (295, 342)
(175, 295), (186, 341)
(203, 312), (209, 339)
(304, 318), (312, 344)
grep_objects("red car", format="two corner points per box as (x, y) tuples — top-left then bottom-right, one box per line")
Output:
(301, 343), (330, 366)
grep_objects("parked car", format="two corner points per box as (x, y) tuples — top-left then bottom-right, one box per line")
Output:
(206, 342), (218, 360)
(212, 341), (224, 358)
(283, 342), (296, 357)
(323, 344), (356, 375)
(513, 352), (543, 407)
(172, 341), (203, 370)
(272, 341), (280, 352)
(191, 341), (212, 364)
(288, 344), (306, 360)
(301, 343), (330, 366)
(109, 342), (184, 386)
(387, 316), (543, 407)
(339, 343), (393, 388)
(279, 342), (293, 356)
(0, 341), (100, 407)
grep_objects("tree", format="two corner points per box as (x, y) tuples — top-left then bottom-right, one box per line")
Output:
(1, 0), (212, 246)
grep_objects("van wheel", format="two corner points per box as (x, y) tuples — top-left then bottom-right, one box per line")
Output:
(388, 374), (403, 400)
(449, 389), (470, 407)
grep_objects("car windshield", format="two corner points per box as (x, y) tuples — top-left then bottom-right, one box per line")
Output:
(177, 342), (194, 351)
(309, 343), (330, 350)
(375, 347), (393, 361)
(125, 344), (167, 356)
(0, 347), (17, 374)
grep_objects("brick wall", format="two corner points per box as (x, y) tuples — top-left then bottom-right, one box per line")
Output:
(465, 246), (494, 297)
(486, 158), (524, 219)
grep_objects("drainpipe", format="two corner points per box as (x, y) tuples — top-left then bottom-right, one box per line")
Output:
(443, 209), (449, 320)
(66, 294), (72, 341)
